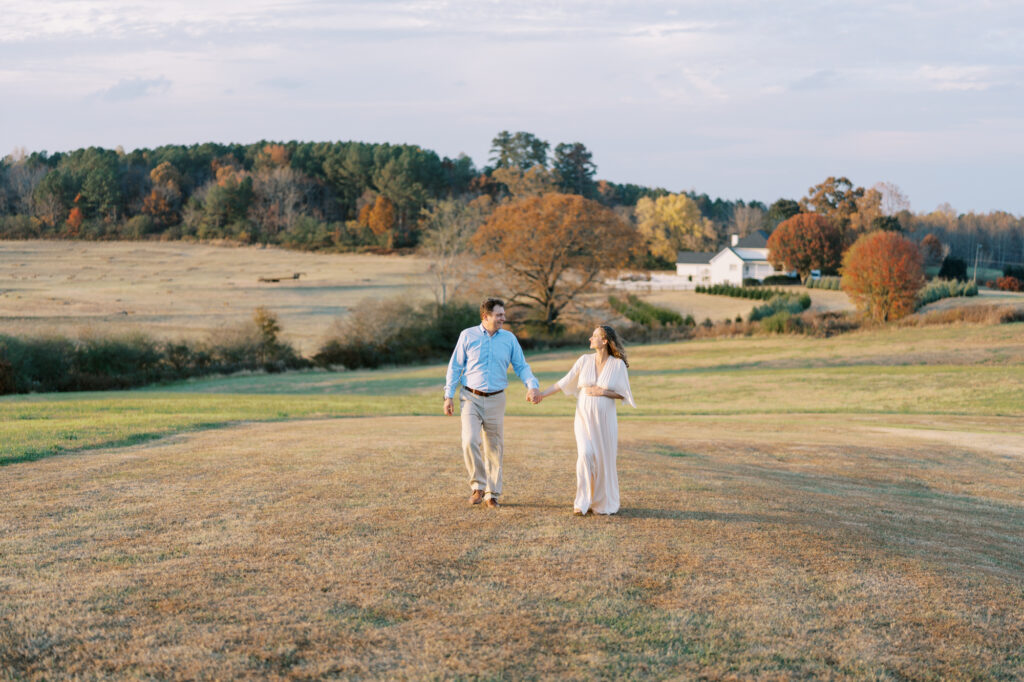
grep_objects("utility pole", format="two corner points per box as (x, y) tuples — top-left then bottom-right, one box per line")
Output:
(972, 244), (982, 283)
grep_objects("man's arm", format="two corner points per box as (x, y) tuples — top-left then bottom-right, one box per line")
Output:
(508, 335), (540, 403)
(443, 331), (468, 415)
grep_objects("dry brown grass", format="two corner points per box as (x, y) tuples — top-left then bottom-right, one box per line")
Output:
(2, 415), (1022, 679)
(640, 287), (856, 324)
(903, 303), (1024, 327)
(0, 241), (432, 354)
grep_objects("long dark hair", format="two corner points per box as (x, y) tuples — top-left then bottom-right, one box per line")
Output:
(600, 325), (628, 367)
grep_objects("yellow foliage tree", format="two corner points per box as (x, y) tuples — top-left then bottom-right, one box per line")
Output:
(635, 193), (715, 260)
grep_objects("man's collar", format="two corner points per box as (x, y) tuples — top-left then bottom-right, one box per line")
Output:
(479, 323), (500, 337)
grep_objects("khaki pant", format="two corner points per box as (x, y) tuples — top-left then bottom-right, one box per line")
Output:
(460, 390), (506, 499)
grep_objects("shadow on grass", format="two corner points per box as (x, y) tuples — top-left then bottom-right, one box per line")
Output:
(0, 421), (239, 466)
(617, 508), (785, 524)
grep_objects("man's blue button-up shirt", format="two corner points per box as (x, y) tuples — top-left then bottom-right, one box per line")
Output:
(444, 324), (539, 399)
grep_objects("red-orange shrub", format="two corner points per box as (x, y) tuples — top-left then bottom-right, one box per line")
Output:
(841, 231), (924, 322)
(986, 276), (1023, 292)
(766, 213), (843, 278)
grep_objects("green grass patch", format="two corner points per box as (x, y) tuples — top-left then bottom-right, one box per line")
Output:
(3, 322), (1022, 465)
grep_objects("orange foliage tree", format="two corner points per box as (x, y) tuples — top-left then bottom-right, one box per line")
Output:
(920, 233), (944, 265)
(766, 213), (844, 278)
(367, 196), (395, 237)
(841, 231), (925, 322)
(66, 206), (84, 234)
(254, 143), (291, 170)
(142, 162), (184, 227)
(471, 193), (636, 328)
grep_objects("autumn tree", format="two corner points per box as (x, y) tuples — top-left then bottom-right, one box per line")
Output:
(253, 143), (290, 170)
(472, 193), (636, 329)
(635, 192), (716, 261)
(800, 176), (869, 240)
(142, 161), (184, 228)
(198, 163), (254, 237)
(920, 233), (944, 265)
(847, 187), (883, 234)
(67, 206), (84, 234)
(766, 213), (844, 278)
(841, 231), (925, 322)
(367, 195), (395, 239)
(489, 165), (557, 199)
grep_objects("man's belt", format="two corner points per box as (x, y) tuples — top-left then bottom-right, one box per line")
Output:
(463, 386), (504, 397)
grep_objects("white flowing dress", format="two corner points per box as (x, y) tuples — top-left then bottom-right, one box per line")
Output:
(555, 354), (636, 514)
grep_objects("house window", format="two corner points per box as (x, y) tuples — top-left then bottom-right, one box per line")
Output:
(729, 264), (738, 271)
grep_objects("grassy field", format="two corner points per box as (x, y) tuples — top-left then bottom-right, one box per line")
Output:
(2, 321), (1023, 678)
(0, 240), (432, 354)
(641, 286), (855, 322)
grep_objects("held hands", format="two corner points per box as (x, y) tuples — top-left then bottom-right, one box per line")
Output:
(526, 388), (542, 405)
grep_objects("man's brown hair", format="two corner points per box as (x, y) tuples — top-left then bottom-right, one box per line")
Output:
(480, 298), (505, 319)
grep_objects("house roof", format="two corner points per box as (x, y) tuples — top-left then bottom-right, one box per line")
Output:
(676, 251), (715, 264)
(710, 247), (770, 264)
(734, 230), (770, 248)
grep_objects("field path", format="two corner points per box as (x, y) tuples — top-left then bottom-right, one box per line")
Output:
(3, 414), (1022, 678)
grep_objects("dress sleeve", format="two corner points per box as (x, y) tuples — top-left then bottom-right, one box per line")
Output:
(555, 355), (585, 397)
(610, 359), (636, 408)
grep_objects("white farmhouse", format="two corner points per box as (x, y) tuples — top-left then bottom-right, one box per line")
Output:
(678, 230), (787, 286)
(674, 251), (715, 285)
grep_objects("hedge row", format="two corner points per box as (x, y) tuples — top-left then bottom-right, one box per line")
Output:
(695, 283), (788, 300)
(749, 293), (812, 323)
(804, 276), (842, 290)
(0, 319), (306, 395)
(916, 279), (979, 309)
(608, 295), (691, 328)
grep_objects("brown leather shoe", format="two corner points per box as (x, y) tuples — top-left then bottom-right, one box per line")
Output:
(485, 497), (499, 508)
(468, 490), (484, 505)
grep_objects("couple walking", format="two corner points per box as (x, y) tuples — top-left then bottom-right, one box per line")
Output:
(443, 298), (635, 514)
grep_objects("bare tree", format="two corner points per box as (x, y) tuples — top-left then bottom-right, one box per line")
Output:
(730, 204), (765, 237)
(419, 196), (491, 305)
(874, 181), (911, 216)
(249, 167), (316, 240)
(5, 159), (46, 216)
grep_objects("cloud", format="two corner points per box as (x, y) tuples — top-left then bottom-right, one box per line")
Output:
(914, 65), (996, 91)
(260, 76), (305, 91)
(97, 76), (171, 101)
(790, 70), (840, 92)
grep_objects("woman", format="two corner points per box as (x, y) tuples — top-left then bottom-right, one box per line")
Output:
(536, 325), (635, 515)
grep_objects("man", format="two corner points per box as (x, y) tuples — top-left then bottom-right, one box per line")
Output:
(444, 298), (540, 508)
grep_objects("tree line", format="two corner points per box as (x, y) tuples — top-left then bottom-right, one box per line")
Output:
(2, 136), (1023, 272)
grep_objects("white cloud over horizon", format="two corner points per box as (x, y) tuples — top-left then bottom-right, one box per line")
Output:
(1, 0), (1023, 214)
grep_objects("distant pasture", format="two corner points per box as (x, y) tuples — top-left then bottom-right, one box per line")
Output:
(0, 241), (432, 354)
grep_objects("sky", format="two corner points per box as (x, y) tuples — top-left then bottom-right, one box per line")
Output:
(2, 0), (1023, 215)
